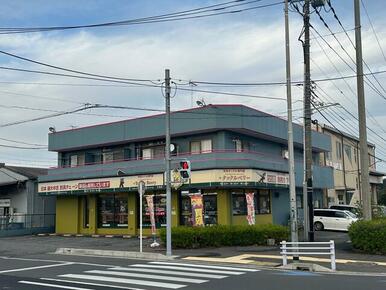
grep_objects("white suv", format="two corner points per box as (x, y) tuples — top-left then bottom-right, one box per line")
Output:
(314, 209), (358, 231)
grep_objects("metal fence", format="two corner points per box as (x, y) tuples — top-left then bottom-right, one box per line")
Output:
(0, 214), (55, 231)
(280, 240), (336, 271)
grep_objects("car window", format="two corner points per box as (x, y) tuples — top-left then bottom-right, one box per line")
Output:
(334, 211), (347, 218)
(315, 210), (333, 217)
(345, 211), (357, 218)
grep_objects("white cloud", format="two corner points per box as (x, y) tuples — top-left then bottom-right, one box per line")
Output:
(0, 9), (385, 170)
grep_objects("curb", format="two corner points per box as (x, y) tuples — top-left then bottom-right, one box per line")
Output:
(55, 248), (176, 261)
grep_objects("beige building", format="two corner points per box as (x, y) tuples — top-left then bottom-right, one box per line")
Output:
(316, 124), (384, 206)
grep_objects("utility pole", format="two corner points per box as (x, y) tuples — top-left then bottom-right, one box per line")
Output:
(164, 69), (173, 255)
(354, 0), (372, 220)
(284, 0), (299, 249)
(302, 0), (314, 242)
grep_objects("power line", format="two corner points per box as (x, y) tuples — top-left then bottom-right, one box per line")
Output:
(0, 144), (47, 150)
(0, 50), (160, 83)
(360, 0), (386, 64)
(313, 84), (386, 158)
(185, 69), (386, 86)
(0, 137), (46, 147)
(315, 4), (386, 101)
(0, 66), (286, 101)
(310, 50), (386, 135)
(0, 0), (283, 34)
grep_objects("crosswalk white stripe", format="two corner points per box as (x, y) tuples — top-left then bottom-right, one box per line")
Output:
(59, 274), (186, 289)
(150, 262), (260, 272)
(109, 267), (227, 279)
(130, 264), (244, 275)
(41, 278), (145, 290)
(86, 270), (208, 284)
(18, 280), (93, 290)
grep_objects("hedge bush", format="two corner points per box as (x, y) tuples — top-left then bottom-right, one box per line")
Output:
(159, 224), (289, 248)
(348, 218), (386, 254)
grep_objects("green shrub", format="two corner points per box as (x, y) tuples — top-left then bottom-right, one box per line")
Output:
(348, 218), (386, 254)
(159, 224), (289, 249)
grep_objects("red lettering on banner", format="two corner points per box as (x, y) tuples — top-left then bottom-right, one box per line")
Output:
(78, 181), (110, 189)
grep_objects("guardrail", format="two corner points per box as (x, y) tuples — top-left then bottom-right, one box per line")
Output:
(0, 214), (55, 231)
(280, 240), (336, 271)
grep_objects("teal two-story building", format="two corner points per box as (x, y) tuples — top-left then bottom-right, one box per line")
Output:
(38, 104), (333, 235)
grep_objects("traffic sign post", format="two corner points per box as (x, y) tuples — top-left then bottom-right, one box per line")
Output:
(138, 180), (146, 253)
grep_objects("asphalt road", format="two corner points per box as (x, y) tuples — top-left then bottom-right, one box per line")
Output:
(0, 255), (385, 290)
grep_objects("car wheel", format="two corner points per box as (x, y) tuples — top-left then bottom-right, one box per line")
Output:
(314, 221), (324, 231)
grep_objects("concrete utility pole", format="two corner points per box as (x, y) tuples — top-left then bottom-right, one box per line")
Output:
(284, 0), (299, 248)
(354, 0), (372, 220)
(302, 0), (314, 242)
(164, 69), (173, 255)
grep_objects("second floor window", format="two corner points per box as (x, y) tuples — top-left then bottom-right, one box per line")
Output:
(344, 145), (352, 162)
(336, 141), (342, 160)
(190, 139), (212, 154)
(142, 145), (164, 160)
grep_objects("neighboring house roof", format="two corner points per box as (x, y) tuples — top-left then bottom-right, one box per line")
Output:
(0, 164), (47, 186)
(320, 123), (376, 147)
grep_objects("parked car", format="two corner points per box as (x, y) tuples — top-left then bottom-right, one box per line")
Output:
(314, 209), (358, 231)
(329, 204), (359, 217)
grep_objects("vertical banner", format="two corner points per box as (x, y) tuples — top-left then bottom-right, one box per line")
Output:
(190, 194), (204, 226)
(145, 195), (156, 235)
(245, 192), (255, 225)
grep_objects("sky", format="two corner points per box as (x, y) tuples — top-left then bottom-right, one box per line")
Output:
(0, 0), (385, 172)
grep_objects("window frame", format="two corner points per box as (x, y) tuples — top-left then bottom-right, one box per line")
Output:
(231, 190), (271, 216)
(190, 139), (213, 154)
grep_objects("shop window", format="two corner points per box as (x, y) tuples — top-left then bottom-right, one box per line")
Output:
(180, 193), (217, 226)
(232, 192), (247, 215)
(98, 194), (128, 228)
(232, 191), (271, 215)
(142, 194), (166, 228)
(257, 190), (271, 214)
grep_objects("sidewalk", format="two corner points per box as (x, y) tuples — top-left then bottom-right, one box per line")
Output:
(0, 231), (385, 274)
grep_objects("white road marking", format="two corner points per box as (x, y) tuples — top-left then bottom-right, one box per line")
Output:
(41, 278), (145, 290)
(86, 270), (208, 283)
(130, 264), (244, 275)
(149, 261), (260, 272)
(109, 267), (227, 279)
(0, 256), (117, 267)
(0, 262), (73, 274)
(59, 274), (186, 289)
(18, 280), (93, 290)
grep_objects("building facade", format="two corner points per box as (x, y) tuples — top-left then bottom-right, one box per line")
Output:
(38, 105), (334, 235)
(316, 124), (384, 206)
(0, 164), (55, 236)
